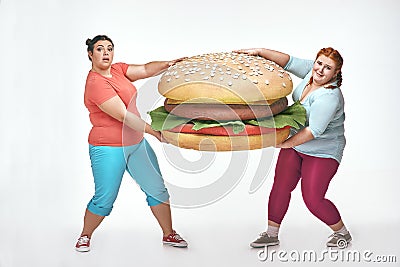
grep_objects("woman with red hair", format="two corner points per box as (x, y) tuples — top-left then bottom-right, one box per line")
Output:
(236, 47), (351, 248)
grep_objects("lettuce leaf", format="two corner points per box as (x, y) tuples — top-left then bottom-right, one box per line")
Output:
(246, 101), (306, 130)
(147, 106), (191, 131)
(148, 101), (306, 133)
(192, 120), (246, 134)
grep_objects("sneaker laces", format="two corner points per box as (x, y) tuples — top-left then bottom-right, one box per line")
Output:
(328, 232), (343, 239)
(77, 236), (90, 245)
(260, 232), (269, 237)
(328, 232), (347, 242)
(171, 232), (183, 241)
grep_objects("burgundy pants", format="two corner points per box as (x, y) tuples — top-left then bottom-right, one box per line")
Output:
(268, 148), (341, 226)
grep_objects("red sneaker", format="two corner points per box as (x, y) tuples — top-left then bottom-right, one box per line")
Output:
(162, 230), (188, 248)
(75, 235), (90, 252)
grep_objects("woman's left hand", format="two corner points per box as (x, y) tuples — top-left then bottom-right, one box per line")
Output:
(168, 57), (188, 66)
(275, 142), (291, 149)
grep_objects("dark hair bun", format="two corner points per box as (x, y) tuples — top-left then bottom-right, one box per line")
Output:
(86, 38), (92, 46)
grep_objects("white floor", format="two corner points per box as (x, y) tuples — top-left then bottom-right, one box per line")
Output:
(0, 168), (399, 267)
(0, 0), (400, 267)
(1, 1), (400, 267)
(3, 222), (397, 267)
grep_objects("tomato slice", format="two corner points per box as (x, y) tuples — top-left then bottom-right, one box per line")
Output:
(168, 124), (291, 136)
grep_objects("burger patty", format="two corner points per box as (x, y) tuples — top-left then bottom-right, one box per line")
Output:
(164, 97), (288, 121)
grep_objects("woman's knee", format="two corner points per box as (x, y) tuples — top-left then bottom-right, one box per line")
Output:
(302, 192), (323, 213)
(145, 189), (170, 206)
(88, 189), (119, 216)
(270, 177), (298, 198)
(87, 198), (113, 216)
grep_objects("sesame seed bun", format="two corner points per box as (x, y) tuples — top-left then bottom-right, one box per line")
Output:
(158, 52), (293, 104)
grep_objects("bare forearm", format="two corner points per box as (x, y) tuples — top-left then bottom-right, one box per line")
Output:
(98, 96), (161, 140)
(124, 111), (161, 140)
(257, 48), (290, 68)
(124, 111), (147, 132)
(276, 127), (314, 148)
(126, 57), (186, 81)
(143, 61), (170, 77)
(144, 122), (161, 136)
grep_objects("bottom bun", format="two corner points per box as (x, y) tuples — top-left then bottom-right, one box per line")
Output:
(161, 128), (290, 151)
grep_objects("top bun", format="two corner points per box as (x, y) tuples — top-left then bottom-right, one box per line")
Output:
(158, 52), (293, 104)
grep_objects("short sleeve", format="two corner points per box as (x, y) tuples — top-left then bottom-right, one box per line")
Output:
(308, 94), (340, 137)
(113, 62), (129, 76)
(85, 76), (117, 106)
(284, 56), (314, 79)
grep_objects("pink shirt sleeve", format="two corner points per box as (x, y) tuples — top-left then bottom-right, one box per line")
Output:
(85, 75), (117, 106)
(112, 62), (129, 78)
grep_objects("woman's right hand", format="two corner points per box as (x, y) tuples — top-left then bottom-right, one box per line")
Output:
(157, 132), (170, 144)
(150, 129), (169, 144)
(233, 48), (263, 56)
(152, 130), (162, 142)
(145, 124), (162, 142)
(234, 48), (290, 68)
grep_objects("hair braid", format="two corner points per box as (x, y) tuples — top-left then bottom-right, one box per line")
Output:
(336, 71), (343, 87)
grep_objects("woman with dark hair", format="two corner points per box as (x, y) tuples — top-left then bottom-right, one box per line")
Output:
(76, 35), (187, 252)
(236, 47), (351, 248)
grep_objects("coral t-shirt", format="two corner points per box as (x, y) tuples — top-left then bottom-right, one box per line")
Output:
(84, 63), (144, 146)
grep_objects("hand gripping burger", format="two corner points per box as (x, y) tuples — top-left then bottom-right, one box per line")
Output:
(149, 52), (306, 151)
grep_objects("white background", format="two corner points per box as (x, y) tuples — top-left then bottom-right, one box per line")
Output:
(0, 0), (399, 266)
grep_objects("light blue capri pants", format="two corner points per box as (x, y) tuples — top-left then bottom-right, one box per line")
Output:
(87, 138), (170, 216)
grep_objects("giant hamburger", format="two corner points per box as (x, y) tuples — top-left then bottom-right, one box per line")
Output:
(149, 52), (306, 151)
